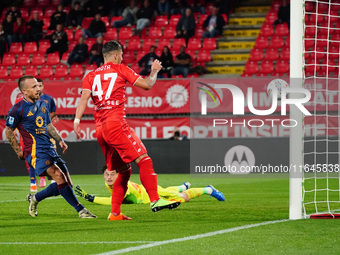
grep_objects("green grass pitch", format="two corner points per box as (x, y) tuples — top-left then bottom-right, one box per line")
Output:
(1, 174), (340, 255)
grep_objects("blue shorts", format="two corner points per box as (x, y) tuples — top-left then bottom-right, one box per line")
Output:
(26, 149), (68, 177)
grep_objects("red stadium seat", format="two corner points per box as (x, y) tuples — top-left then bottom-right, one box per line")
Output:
(44, 7), (56, 18)
(261, 23), (274, 37)
(42, 18), (50, 30)
(61, 52), (70, 62)
(316, 34), (328, 48)
(104, 28), (118, 40)
(186, 49), (196, 61)
(202, 38), (216, 50)
(157, 38), (171, 50)
(162, 26), (176, 39)
(196, 49), (211, 63)
(329, 45), (340, 59)
(172, 38), (186, 50)
(142, 38), (156, 51)
(270, 36), (284, 48)
(255, 36), (269, 49)
(169, 15), (181, 26)
(305, 26), (316, 37)
(47, 53), (60, 65)
(68, 40), (77, 52)
(51, 0), (62, 6)
(74, 29), (83, 41)
(265, 12), (277, 24)
(25, 65), (38, 76)
(19, 8), (29, 19)
(155, 16), (169, 27)
(305, 59), (320, 73)
(101, 17), (110, 27)
(17, 54), (31, 66)
(32, 54), (46, 65)
(130, 62), (142, 74)
(258, 60), (274, 75)
(198, 14), (208, 26)
(9, 66), (23, 79)
(249, 48), (264, 61)
(30, 8), (44, 19)
(194, 27), (204, 38)
(275, 60), (289, 75)
(65, 29), (74, 40)
(39, 65), (53, 78)
(274, 23), (289, 36)
(37, 0), (50, 7)
(38, 41), (51, 53)
(122, 51), (135, 64)
(9, 43), (23, 54)
(119, 27), (132, 40)
(54, 64), (69, 77)
(305, 1), (315, 12)
(243, 61), (259, 76)
(304, 38), (314, 49)
(85, 38), (96, 51)
(148, 27), (162, 38)
(280, 47), (290, 61)
(0, 66), (8, 78)
(309, 13), (324, 25)
(127, 38), (141, 51)
(187, 38), (201, 50)
(136, 50), (146, 61)
(81, 17), (92, 29)
(24, 42), (38, 54)
(264, 48), (279, 61)
(69, 64), (84, 78)
(23, 0), (36, 7)
(2, 54), (16, 65)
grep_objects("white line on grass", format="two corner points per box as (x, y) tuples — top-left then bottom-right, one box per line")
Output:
(95, 219), (290, 255)
(0, 241), (152, 245)
(0, 197), (63, 203)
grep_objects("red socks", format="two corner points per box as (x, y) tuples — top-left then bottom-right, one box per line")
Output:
(111, 167), (131, 215)
(137, 156), (159, 202)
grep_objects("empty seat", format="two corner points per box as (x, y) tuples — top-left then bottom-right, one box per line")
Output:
(119, 27), (132, 40)
(261, 23), (274, 37)
(157, 38), (171, 50)
(196, 49), (211, 63)
(162, 26), (176, 39)
(122, 51), (135, 64)
(155, 16), (169, 27)
(136, 50), (146, 61)
(9, 43), (23, 54)
(32, 54), (46, 65)
(74, 29), (83, 41)
(202, 38), (216, 50)
(47, 53), (60, 65)
(249, 48), (264, 61)
(0, 66), (8, 78)
(24, 42), (38, 54)
(169, 15), (181, 26)
(69, 64), (84, 77)
(270, 36), (284, 48)
(54, 64), (69, 77)
(255, 36), (269, 49)
(68, 40), (77, 52)
(37, 0), (50, 7)
(148, 27), (162, 38)
(17, 54), (31, 66)
(65, 29), (74, 40)
(172, 38), (186, 50)
(25, 65), (38, 76)
(142, 38), (156, 51)
(264, 48), (279, 61)
(81, 17), (92, 29)
(280, 47), (290, 61)
(9, 66), (24, 79)
(274, 23), (289, 36)
(104, 28), (118, 40)
(127, 38), (141, 51)
(243, 61), (259, 76)
(2, 54), (16, 65)
(39, 65), (53, 78)
(258, 60), (274, 75)
(275, 60), (289, 75)
(42, 17), (50, 31)
(187, 38), (201, 50)
(101, 17), (110, 27)
(194, 27), (204, 38)
(38, 41), (51, 53)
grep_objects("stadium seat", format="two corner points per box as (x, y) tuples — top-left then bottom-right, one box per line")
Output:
(65, 29), (74, 40)
(38, 41), (51, 53)
(274, 23), (289, 36)
(316, 34), (328, 48)
(9, 43), (23, 54)
(309, 13), (324, 25)
(162, 26), (176, 39)
(243, 61), (259, 76)
(54, 64), (69, 77)
(25, 65), (38, 76)
(110, 16), (123, 26)
(42, 18), (50, 31)
(186, 50), (196, 61)
(24, 42), (38, 54)
(2, 54), (16, 66)
(136, 50), (146, 62)
(69, 64), (84, 78)
(127, 38), (141, 51)
(17, 54), (31, 66)
(202, 38), (216, 50)
(169, 15), (181, 26)
(81, 17), (92, 29)
(85, 38), (96, 51)
(319, 59), (336, 73)
(130, 62), (142, 74)
(329, 45), (340, 59)
(258, 60), (274, 76)
(318, 2), (329, 12)
(37, 0), (50, 7)
(74, 29), (83, 41)
(172, 38), (186, 50)
(68, 40), (77, 52)
(122, 51), (135, 64)
(23, 0), (35, 7)
(187, 38), (201, 50)
(44, 7), (56, 18)
(197, 14), (208, 26)
(9, 66), (23, 79)
(19, 8), (29, 19)
(270, 36), (284, 48)
(30, 8), (44, 19)
(32, 54), (46, 65)
(275, 60), (289, 75)
(285, 35), (290, 47)
(148, 27), (162, 38)
(305, 59), (320, 73)
(305, 1), (315, 12)
(155, 16), (169, 27)
(249, 48), (264, 61)
(47, 53), (60, 65)
(104, 28), (118, 40)
(101, 17), (110, 27)
(264, 48), (279, 61)
(196, 49), (211, 63)
(255, 36), (269, 49)
(157, 38), (171, 50)
(39, 65), (53, 78)
(265, 12), (277, 24)
(142, 38), (156, 51)
(305, 26), (317, 37)
(261, 23), (274, 37)
(0, 66), (8, 79)
(119, 27), (133, 40)
(194, 27), (204, 38)
(280, 47), (290, 61)
(304, 38), (314, 49)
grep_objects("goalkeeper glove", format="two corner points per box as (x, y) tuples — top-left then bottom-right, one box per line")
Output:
(74, 185), (95, 202)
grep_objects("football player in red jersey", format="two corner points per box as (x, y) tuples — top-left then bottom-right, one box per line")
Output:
(74, 40), (181, 221)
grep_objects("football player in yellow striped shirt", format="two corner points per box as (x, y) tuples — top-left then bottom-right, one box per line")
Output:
(75, 166), (225, 205)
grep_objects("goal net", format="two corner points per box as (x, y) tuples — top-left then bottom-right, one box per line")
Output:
(291, 0), (340, 219)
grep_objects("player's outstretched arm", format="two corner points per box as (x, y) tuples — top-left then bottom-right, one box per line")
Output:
(74, 90), (91, 140)
(5, 127), (24, 160)
(135, 59), (162, 90)
(74, 185), (111, 205)
(47, 123), (68, 154)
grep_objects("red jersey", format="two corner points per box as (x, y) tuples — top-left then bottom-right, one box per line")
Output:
(83, 62), (141, 124)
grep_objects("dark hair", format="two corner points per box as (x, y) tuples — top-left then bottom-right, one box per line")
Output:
(174, 131), (180, 137)
(18, 75), (35, 92)
(36, 78), (43, 83)
(102, 165), (118, 173)
(102, 40), (123, 56)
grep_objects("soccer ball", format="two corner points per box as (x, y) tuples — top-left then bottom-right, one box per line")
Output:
(267, 79), (289, 98)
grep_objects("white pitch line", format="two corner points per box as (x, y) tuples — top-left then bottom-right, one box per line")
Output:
(95, 219), (290, 255)
(0, 241), (152, 245)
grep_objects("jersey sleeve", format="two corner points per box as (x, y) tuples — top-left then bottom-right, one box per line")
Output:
(5, 105), (21, 129)
(49, 96), (57, 113)
(93, 196), (112, 205)
(120, 64), (141, 86)
(42, 101), (52, 125)
(82, 73), (92, 92)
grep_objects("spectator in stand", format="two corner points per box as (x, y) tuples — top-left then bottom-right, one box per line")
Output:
(83, 0), (95, 18)
(112, 0), (139, 28)
(187, 0), (205, 14)
(134, 0), (154, 37)
(108, 0), (124, 19)
(159, 46), (174, 78)
(170, 0), (187, 15)
(138, 45), (159, 76)
(157, 0), (171, 16)
(273, 0), (290, 29)
(6, 4), (21, 22)
(67, 36), (88, 65)
(49, 4), (67, 30)
(26, 12), (44, 44)
(171, 45), (191, 77)
(2, 14), (14, 46)
(175, 8), (195, 46)
(82, 13), (106, 39)
(202, 6), (226, 38)
(0, 24), (7, 62)
(66, 1), (84, 29)
(91, 0), (108, 17)
(46, 24), (68, 59)
(169, 127), (188, 140)
(88, 35), (104, 67)
(13, 17), (26, 45)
